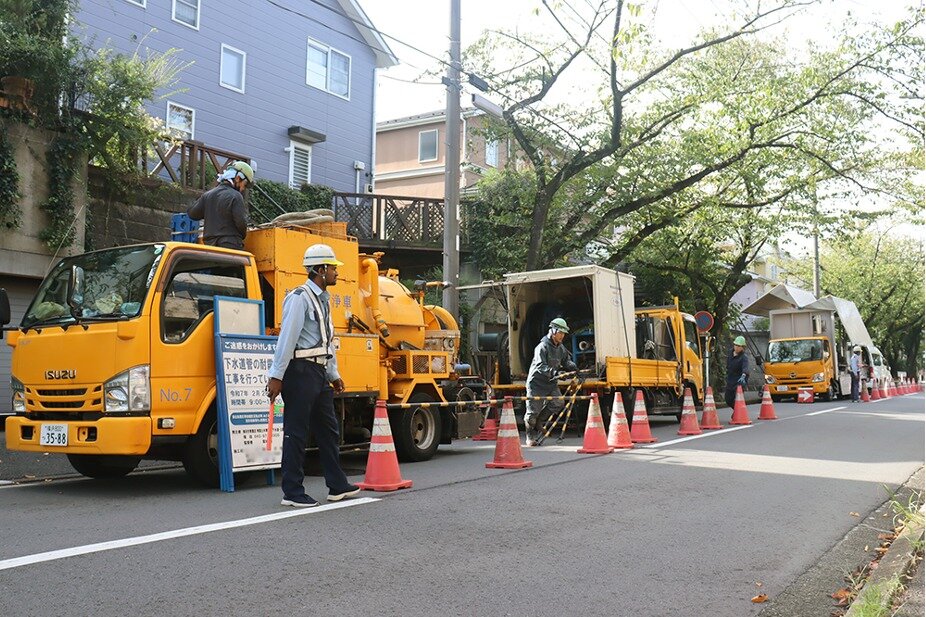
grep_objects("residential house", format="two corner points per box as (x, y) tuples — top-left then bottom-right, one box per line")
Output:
(374, 108), (513, 197)
(74, 0), (397, 190)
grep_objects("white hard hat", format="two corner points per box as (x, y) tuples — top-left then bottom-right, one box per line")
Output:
(303, 244), (344, 267)
(853, 345), (861, 352)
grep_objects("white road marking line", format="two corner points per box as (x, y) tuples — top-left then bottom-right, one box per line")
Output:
(641, 424), (754, 448)
(806, 406), (846, 416)
(0, 497), (380, 571)
(0, 480), (14, 486)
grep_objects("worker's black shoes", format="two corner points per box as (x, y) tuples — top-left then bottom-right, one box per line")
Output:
(281, 495), (320, 508)
(327, 484), (361, 502)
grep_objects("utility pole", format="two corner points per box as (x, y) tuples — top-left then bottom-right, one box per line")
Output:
(812, 188), (821, 297)
(442, 0), (461, 318)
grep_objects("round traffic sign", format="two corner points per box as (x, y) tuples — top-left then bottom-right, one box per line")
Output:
(694, 311), (714, 333)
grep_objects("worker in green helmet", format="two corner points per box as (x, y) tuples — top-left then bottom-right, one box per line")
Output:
(524, 317), (577, 447)
(187, 160), (254, 249)
(725, 335), (749, 408)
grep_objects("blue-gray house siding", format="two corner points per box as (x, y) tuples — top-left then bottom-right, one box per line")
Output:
(74, 0), (394, 192)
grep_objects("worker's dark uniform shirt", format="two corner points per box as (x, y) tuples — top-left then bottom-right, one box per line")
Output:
(527, 335), (576, 395)
(187, 183), (247, 249)
(726, 350), (749, 386)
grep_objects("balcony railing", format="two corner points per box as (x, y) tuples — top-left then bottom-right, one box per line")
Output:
(140, 140), (250, 191)
(331, 192), (470, 247)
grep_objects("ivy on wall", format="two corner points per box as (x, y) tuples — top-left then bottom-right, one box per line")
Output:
(0, 128), (21, 229)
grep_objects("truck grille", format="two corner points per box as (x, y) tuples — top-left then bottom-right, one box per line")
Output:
(27, 385), (103, 412)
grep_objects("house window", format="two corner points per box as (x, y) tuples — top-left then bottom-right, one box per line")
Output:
(220, 44), (246, 93)
(485, 139), (498, 167)
(166, 102), (195, 140)
(306, 38), (351, 98)
(288, 142), (312, 189)
(172, 0), (200, 29)
(419, 129), (438, 163)
(124, 0), (146, 7)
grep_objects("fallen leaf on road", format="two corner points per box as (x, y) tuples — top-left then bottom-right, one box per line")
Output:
(875, 547), (889, 554)
(751, 594), (768, 603)
(879, 533), (895, 540)
(755, 581), (763, 588)
(864, 545), (869, 551)
(831, 588), (852, 601)
(849, 512), (860, 517)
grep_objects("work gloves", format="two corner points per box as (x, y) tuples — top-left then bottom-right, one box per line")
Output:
(737, 374), (748, 386)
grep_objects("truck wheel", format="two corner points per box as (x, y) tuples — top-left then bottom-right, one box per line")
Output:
(183, 409), (219, 487)
(821, 383), (836, 402)
(771, 395), (783, 403)
(391, 393), (441, 463)
(67, 454), (140, 479)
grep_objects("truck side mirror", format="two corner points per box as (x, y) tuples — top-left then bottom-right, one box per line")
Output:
(66, 265), (85, 319)
(0, 288), (9, 326)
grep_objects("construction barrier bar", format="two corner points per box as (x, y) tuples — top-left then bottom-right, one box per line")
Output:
(385, 395), (595, 410)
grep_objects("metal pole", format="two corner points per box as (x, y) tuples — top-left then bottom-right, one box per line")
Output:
(442, 0), (461, 318)
(813, 223), (821, 297)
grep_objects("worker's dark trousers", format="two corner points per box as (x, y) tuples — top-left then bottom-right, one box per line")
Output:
(280, 360), (350, 500)
(851, 373), (860, 401)
(724, 384), (737, 409)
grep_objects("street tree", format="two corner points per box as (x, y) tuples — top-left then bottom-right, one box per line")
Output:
(465, 1), (923, 271)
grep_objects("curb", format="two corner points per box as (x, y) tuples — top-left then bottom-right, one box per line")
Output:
(845, 504), (925, 616)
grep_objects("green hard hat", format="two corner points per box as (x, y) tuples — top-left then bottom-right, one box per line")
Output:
(230, 161), (254, 184)
(733, 335), (746, 346)
(549, 318), (569, 333)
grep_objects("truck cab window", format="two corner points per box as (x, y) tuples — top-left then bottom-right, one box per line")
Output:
(683, 320), (701, 358)
(161, 256), (247, 343)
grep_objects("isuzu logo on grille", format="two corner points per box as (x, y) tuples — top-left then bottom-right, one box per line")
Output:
(789, 372), (797, 378)
(45, 370), (76, 380)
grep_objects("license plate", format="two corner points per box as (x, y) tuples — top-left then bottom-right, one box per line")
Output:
(39, 424), (68, 446)
(776, 385), (788, 392)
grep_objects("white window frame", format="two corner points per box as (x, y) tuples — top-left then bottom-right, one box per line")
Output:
(288, 141), (312, 189)
(171, 0), (200, 30)
(219, 44), (247, 94)
(305, 37), (351, 100)
(166, 101), (195, 141)
(485, 139), (498, 168)
(124, 0), (146, 7)
(418, 129), (438, 163)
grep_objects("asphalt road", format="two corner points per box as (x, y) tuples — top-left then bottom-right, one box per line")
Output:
(1, 393), (923, 616)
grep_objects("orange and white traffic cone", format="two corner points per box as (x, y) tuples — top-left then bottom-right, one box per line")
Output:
(629, 390), (657, 444)
(881, 382), (890, 399)
(758, 385), (778, 420)
(358, 400), (413, 492)
(861, 382), (870, 402)
(486, 397), (533, 469)
(578, 393), (613, 454)
(729, 385), (752, 425)
(889, 382), (898, 397)
(677, 387), (702, 435)
(606, 393), (634, 450)
(471, 403), (499, 441)
(700, 387), (723, 430)
(870, 380), (881, 400)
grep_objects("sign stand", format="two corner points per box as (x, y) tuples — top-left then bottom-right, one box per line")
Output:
(213, 296), (282, 493)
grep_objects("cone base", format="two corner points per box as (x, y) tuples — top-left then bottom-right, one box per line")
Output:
(471, 434), (497, 441)
(358, 479), (413, 492)
(729, 419), (752, 425)
(758, 414), (778, 420)
(608, 443), (634, 449)
(630, 437), (657, 443)
(677, 429), (702, 436)
(578, 447), (614, 454)
(486, 460), (533, 469)
(701, 423), (723, 430)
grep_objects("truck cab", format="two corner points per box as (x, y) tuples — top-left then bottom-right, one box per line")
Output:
(764, 336), (837, 401)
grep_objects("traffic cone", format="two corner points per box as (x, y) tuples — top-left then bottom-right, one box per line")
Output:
(471, 403), (499, 441)
(578, 393), (613, 454)
(357, 400), (413, 492)
(700, 387), (723, 430)
(606, 393), (634, 449)
(881, 382), (890, 399)
(677, 387), (702, 435)
(889, 382), (898, 397)
(861, 382), (870, 402)
(729, 385), (752, 425)
(486, 397), (533, 469)
(629, 390), (657, 444)
(758, 385), (778, 420)
(870, 380), (881, 400)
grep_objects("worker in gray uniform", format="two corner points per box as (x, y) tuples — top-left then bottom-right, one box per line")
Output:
(524, 318), (577, 447)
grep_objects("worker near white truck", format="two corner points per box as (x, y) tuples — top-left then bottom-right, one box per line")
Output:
(725, 335), (749, 409)
(850, 346), (862, 402)
(524, 318), (577, 447)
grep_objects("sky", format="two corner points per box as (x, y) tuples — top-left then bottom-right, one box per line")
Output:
(363, 0), (912, 122)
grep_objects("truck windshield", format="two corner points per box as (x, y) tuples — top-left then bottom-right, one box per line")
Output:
(767, 339), (824, 363)
(22, 245), (164, 328)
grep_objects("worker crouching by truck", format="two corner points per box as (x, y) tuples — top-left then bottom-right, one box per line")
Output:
(524, 318), (577, 447)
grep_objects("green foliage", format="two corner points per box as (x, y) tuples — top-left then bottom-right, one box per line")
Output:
(468, 169), (535, 279)
(249, 180), (335, 223)
(39, 134), (81, 249)
(0, 128), (21, 228)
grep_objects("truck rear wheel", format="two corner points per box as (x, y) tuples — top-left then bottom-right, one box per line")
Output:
(183, 409), (219, 487)
(821, 382), (836, 402)
(391, 393), (441, 462)
(67, 454), (140, 479)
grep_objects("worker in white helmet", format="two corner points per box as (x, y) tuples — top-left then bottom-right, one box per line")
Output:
(267, 243), (360, 507)
(850, 345), (862, 402)
(187, 160), (253, 249)
(524, 317), (577, 447)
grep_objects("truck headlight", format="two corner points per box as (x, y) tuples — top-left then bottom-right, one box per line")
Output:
(11, 376), (25, 413)
(811, 372), (825, 383)
(765, 375), (776, 384)
(104, 365), (150, 413)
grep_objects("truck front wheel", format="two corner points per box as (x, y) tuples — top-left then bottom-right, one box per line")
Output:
(391, 393), (441, 462)
(67, 454), (140, 479)
(183, 409), (219, 487)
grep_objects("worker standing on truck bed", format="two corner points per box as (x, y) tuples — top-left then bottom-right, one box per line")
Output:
(725, 335), (749, 409)
(524, 318), (577, 447)
(266, 243), (360, 508)
(186, 160), (253, 249)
